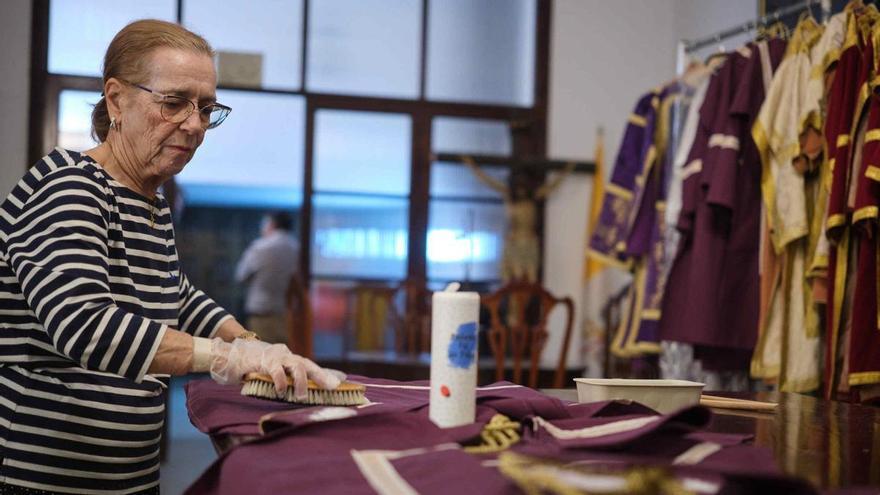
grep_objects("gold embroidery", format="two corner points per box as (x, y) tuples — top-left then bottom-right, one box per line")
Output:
(866, 165), (880, 182)
(853, 206), (879, 223)
(606, 182), (633, 199)
(463, 414), (521, 454)
(865, 129), (880, 143)
(836, 134), (850, 148)
(628, 114), (647, 127)
(849, 371), (880, 386)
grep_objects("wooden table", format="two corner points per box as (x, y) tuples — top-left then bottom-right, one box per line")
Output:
(543, 389), (880, 490)
(207, 388), (880, 490)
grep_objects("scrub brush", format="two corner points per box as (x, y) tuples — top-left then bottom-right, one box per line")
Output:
(241, 372), (367, 406)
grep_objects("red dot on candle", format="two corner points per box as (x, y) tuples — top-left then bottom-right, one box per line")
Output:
(440, 385), (451, 397)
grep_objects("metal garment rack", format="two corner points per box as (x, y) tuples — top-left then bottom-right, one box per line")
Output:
(675, 0), (831, 73)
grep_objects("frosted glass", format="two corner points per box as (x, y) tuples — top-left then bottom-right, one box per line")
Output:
(311, 194), (409, 280)
(57, 90), (101, 152)
(183, 0), (303, 90)
(313, 110), (411, 195)
(426, 0), (536, 106)
(307, 0), (421, 98)
(427, 200), (504, 281)
(49, 0), (177, 76)
(179, 90), (305, 192)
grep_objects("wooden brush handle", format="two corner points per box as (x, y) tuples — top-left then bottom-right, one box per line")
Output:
(242, 372), (365, 392)
(700, 395), (778, 412)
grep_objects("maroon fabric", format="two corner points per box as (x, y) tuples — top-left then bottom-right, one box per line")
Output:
(185, 411), (516, 495)
(525, 405), (711, 450)
(185, 377), (819, 495)
(660, 40), (786, 369)
(185, 377), (569, 437)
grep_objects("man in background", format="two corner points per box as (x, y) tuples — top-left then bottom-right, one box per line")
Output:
(235, 211), (300, 344)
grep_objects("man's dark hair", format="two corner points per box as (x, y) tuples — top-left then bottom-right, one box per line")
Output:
(268, 211), (293, 231)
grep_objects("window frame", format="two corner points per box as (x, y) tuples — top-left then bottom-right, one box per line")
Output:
(28, 0), (552, 289)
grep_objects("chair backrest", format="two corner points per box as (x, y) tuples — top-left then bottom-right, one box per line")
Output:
(286, 277), (313, 359)
(386, 279), (432, 354)
(481, 281), (575, 388)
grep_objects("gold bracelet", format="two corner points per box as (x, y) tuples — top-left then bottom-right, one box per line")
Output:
(236, 330), (260, 341)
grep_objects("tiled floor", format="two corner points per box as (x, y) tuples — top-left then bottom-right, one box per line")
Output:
(160, 375), (217, 494)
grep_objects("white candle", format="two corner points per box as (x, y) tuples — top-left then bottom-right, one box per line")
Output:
(429, 286), (480, 428)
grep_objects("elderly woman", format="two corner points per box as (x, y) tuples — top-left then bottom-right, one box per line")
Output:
(0, 19), (338, 494)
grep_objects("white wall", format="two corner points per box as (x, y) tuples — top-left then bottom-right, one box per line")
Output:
(0, 0), (32, 198)
(542, 0), (757, 370)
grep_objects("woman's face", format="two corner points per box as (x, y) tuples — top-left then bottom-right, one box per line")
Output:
(115, 47), (217, 183)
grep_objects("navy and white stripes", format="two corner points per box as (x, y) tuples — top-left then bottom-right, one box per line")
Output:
(0, 148), (230, 493)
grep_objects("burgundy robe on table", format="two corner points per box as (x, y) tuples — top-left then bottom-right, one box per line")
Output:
(184, 377), (820, 495)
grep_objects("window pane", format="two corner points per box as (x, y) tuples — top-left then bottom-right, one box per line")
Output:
(311, 194), (408, 280)
(432, 117), (512, 155)
(426, 0), (536, 106)
(314, 110), (411, 195)
(183, 0), (303, 90)
(430, 117), (511, 198)
(49, 0), (177, 76)
(57, 90), (101, 151)
(427, 200), (504, 282)
(307, 0), (421, 98)
(178, 90), (305, 208)
(428, 117), (508, 282)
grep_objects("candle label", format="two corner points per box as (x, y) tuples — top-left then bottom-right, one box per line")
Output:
(447, 321), (478, 369)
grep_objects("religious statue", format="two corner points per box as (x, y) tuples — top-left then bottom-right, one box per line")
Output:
(462, 156), (576, 283)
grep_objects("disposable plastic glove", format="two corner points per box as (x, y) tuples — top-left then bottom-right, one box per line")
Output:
(209, 339), (341, 399)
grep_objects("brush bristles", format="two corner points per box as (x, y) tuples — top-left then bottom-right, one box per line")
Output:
(241, 378), (367, 406)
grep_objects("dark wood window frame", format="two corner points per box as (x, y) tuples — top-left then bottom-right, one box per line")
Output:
(27, 0), (552, 288)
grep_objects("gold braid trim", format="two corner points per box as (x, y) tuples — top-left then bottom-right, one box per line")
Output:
(463, 414), (521, 454)
(496, 452), (694, 495)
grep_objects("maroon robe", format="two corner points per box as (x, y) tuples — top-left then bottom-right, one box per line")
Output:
(660, 40), (786, 371)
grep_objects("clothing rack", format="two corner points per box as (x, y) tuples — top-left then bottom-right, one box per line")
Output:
(682, 0), (830, 54)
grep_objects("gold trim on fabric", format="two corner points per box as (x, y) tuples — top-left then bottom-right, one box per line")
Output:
(828, 230), (850, 397)
(865, 129), (880, 143)
(610, 283), (634, 358)
(463, 414), (521, 454)
(866, 165), (880, 182)
(641, 309), (660, 320)
(586, 248), (632, 271)
(849, 372), (880, 386)
(606, 182), (634, 199)
(754, 122), (778, 247)
(836, 134), (850, 148)
(621, 263), (662, 357)
(827, 213), (847, 230)
(351, 444), (460, 495)
(708, 133), (741, 151)
(853, 206), (879, 223)
(628, 114), (647, 127)
(613, 263), (643, 358)
(532, 415), (660, 440)
(681, 159), (703, 180)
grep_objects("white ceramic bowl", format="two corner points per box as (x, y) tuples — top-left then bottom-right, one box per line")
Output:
(573, 378), (705, 414)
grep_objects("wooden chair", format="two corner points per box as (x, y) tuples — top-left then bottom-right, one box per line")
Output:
(481, 281), (575, 388)
(286, 276), (313, 359)
(354, 280), (432, 355)
(385, 279), (432, 354)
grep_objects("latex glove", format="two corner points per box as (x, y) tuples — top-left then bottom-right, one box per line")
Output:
(209, 339), (341, 399)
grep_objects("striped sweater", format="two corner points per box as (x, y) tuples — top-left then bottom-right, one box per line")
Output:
(0, 148), (231, 493)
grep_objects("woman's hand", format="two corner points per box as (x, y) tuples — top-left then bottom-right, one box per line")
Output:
(209, 339), (341, 399)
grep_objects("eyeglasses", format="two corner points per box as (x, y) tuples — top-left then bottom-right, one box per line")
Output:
(121, 79), (231, 129)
